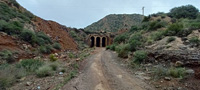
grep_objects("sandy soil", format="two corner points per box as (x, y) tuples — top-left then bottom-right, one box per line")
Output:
(62, 48), (153, 90)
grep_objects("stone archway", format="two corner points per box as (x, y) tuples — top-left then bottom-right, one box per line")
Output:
(96, 37), (101, 47)
(90, 36), (95, 47)
(87, 33), (113, 47)
(102, 37), (106, 47)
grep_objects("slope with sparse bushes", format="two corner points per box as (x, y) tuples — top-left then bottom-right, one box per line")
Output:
(106, 5), (200, 89)
(0, 0), (80, 64)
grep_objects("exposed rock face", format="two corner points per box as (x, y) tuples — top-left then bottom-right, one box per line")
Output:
(33, 17), (78, 51)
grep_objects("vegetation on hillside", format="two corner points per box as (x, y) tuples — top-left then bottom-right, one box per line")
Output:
(106, 5), (200, 87)
(107, 4), (200, 62)
(69, 29), (88, 50)
(0, 1), (62, 57)
(0, 1), (34, 23)
(85, 14), (143, 32)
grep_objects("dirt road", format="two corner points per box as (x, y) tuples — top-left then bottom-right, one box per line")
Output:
(62, 48), (153, 90)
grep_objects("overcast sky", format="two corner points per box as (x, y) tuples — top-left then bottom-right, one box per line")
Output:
(16, 0), (200, 28)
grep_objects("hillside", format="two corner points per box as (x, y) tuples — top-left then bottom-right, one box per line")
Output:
(0, 0), (78, 54)
(107, 5), (200, 90)
(33, 17), (78, 50)
(84, 14), (143, 32)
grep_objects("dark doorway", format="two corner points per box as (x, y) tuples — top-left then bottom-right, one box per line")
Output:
(90, 36), (95, 47)
(96, 37), (100, 47)
(102, 37), (106, 47)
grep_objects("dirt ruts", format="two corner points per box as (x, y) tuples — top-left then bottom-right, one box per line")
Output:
(62, 48), (153, 90)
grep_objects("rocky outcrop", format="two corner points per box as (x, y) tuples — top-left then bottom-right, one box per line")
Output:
(147, 50), (200, 63)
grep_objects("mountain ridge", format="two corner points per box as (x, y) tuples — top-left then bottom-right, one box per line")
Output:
(84, 14), (143, 32)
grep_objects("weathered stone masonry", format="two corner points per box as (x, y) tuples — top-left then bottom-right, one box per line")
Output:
(87, 32), (114, 47)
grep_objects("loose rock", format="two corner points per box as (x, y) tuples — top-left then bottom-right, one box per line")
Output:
(26, 82), (32, 86)
(164, 77), (171, 81)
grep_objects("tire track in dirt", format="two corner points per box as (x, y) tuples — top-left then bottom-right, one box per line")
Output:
(62, 48), (153, 90)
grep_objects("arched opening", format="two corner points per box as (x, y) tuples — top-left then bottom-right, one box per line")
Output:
(90, 36), (95, 47)
(96, 37), (100, 47)
(102, 37), (106, 47)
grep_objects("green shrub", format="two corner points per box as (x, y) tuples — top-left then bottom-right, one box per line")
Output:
(129, 40), (142, 51)
(20, 29), (37, 44)
(110, 44), (116, 51)
(129, 32), (143, 43)
(0, 20), (7, 31)
(49, 63), (58, 71)
(151, 30), (165, 41)
(36, 32), (52, 45)
(106, 46), (110, 50)
(128, 33), (144, 51)
(114, 33), (129, 44)
(52, 43), (61, 50)
(68, 52), (75, 58)
(39, 46), (47, 54)
(130, 25), (139, 32)
(161, 15), (166, 19)
(17, 59), (44, 72)
(171, 18), (177, 23)
(61, 68), (66, 73)
(148, 21), (158, 30)
(141, 22), (149, 30)
(189, 37), (200, 46)
(0, 73), (15, 89)
(3, 21), (23, 35)
(39, 45), (53, 54)
(0, 50), (15, 63)
(148, 21), (167, 31)
(157, 19), (161, 22)
(72, 63), (79, 70)
(142, 16), (150, 22)
(186, 20), (200, 30)
(0, 65), (15, 89)
(133, 50), (147, 64)
(177, 29), (193, 37)
(49, 54), (58, 62)
(0, 64), (26, 89)
(69, 30), (78, 38)
(168, 5), (199, 19)
(0, 1), (33, 22)
(64, 70), (78, 83)
(167, 37), (176, 43)
(167, 67), (186, 78)
(165, 23), (183, 36)
(107, 44), (116, 51)
(36, 65), (53, 77)
(117, 44), (130, 58)
(153, 65), (167, 78)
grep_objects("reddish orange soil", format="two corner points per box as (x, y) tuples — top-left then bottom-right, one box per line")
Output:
(0, 33), (21, 51)
(34, 17), (78, 51)
(0, 32), (34, 60)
